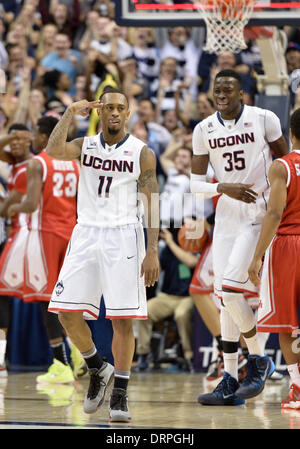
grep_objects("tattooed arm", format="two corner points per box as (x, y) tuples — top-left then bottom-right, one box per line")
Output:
(138, 146), (160, 287)
(46, 99), (101, 161)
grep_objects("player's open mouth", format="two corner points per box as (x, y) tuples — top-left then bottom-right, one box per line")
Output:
(217, 103), (228, 110)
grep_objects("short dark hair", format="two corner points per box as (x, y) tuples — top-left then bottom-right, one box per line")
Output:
(215, 69), (242, 89)
(140, 98), (155, 110)
(8, 123), (29, 133)
(290, 107), (300, 140)
(99, 88), (129, 107)
(37, 116), (59, 137)
(43, 69), (63, 89)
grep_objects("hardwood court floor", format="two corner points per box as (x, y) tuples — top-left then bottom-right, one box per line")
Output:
(0, 369), (298, 430)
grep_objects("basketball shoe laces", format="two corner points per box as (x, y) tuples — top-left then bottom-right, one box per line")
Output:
(214, 372), (236, 396)
(87, 368), (106, 400)
(240, 357), (266, 387)
(110, 389), (128, 411)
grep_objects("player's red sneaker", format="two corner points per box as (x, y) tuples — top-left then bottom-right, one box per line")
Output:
(281, 383), (300, 410)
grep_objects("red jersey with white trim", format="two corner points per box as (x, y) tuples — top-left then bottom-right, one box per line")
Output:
(7, 160), (30, 231)
(27, 150), (79, 239)
(276, 150), (300, 235)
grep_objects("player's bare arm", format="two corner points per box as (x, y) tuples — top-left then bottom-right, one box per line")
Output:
(46, 100), (101, 161)
(0, 189), (24, 217)
(138, 146), (160, 287)
(269, 135), (289, 158)
(7, 159), (43, 218)
(191, 154), (258, 203)
(248, 161), (287, 286)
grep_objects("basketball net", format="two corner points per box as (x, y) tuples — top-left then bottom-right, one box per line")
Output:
(197, 0), (255, 54)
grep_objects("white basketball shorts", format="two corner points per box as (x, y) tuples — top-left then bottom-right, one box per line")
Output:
(48, 222), (147, 320)
(213, 195), (263, 301)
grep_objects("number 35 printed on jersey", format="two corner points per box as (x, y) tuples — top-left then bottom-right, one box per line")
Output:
(223, 150), (246, 172)
(53, 172), (77, 197)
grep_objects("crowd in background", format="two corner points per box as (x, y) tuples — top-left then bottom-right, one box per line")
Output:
(0, 0), (300, 371)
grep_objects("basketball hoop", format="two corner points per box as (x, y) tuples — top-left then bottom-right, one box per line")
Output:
(197, 0), (255, 54)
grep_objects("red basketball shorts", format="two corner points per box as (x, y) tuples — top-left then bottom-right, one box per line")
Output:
(23, 230), (70, 303)
(257, 234), (300, 333)
(0, 226), (29, 298)
(189, 239), (214, 295)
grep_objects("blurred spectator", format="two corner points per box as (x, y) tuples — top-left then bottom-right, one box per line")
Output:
(5, 44), (34, 96)
(119, 57), (149, 118)
(93, 0), (115, 19)
(40, 33), (82, 95)
(73, 74), (93, 137)
(175, 87), (215, 130)
(0, 2), (15, 23)
(35, 24), (58, 63)
(42, 69), (73, 113)
(158, 26), (201, 99)
(161, 109), (180, 134)
(199, 50), (257, 105)
(13, 1), (42, 48)
(150, 57), (183, 121)
(0, 107), (8, 136)
(0, 18), (8, 69)
(130, 98), (171, 183)
(159, 145), (195, 228)
(129, 27), (160, 85)
(285, 42), (300, 106)
(48, 1), (80, 42)
(77, 9), (99, 52)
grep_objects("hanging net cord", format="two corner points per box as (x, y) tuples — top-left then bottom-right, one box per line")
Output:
(197, 0), (255, 54)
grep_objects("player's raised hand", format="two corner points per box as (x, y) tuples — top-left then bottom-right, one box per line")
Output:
(67, 100), (101, 117)
(218, 183), (258, 203)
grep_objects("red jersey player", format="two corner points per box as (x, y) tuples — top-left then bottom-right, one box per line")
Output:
(8, 117), (83, 384)
(249, 107), (300, 410)
(0, 125), (32, 298)
(0, 124), (32, 375)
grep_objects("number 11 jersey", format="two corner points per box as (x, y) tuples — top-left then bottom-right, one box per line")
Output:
(78, 132), (145, 228)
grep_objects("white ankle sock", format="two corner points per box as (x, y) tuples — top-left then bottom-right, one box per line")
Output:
(287, 363), (300, 387)
(243, 334), (264, 357)
(223, 352), (238, 381)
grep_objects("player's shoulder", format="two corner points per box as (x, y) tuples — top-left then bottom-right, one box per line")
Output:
(127, 133), (146, 150)
(195, 112), (218, 132)
(247, 104), (278, 119)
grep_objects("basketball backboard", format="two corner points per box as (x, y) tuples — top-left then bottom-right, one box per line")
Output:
(116, 1), (300, 27)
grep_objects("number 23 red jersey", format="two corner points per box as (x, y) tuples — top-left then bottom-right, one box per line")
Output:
(27, 150), (79, 239)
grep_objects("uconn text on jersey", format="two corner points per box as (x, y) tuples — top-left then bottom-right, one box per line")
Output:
(82, 154), (134, 173)
(209, 132), (255, 149)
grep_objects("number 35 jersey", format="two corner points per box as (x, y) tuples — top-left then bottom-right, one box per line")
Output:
(77, 132), (145, 228)
(28, 150), (79, 239)
(192, 105), (282, 198)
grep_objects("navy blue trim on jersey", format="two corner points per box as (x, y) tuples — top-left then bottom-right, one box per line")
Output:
(99, 132), (130, 149)
(217, 105), (245, 127)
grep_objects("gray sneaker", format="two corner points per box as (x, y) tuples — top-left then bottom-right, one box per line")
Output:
(83, 362), (114, 414)
(109, 388), (131, 422)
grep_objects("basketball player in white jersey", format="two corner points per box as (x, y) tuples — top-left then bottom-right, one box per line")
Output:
(46, 89), (160, 422)
(190, 69), (289, 405)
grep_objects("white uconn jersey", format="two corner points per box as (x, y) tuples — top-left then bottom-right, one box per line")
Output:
(78, 133), (145, 227)
(194, 105), (282, 197)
